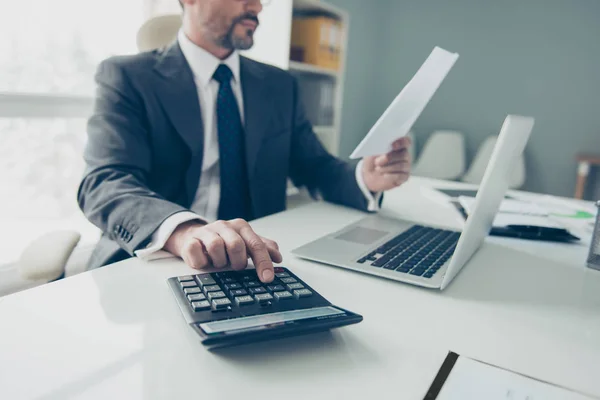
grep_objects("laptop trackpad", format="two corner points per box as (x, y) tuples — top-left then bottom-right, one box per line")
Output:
(335, 227), (389, 245)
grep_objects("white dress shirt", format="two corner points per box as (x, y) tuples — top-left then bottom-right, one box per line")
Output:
(135, 30), (380, 261)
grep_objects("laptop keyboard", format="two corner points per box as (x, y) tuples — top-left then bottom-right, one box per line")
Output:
(357, 225), (459, 279)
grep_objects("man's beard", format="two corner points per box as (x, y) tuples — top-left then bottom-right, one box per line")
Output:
(218, 13), (260, 50)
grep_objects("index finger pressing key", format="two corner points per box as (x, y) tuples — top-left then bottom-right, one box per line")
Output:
(237, 225), (275, 283)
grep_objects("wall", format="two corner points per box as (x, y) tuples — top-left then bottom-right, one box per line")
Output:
(327, 0), (600, 198)
(324, 0), (389, 158)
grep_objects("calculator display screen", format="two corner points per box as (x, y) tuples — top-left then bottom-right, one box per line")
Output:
(199, 306), (345, 335)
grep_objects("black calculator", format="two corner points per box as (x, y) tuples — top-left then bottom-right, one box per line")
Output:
(167, 266), (362, 349)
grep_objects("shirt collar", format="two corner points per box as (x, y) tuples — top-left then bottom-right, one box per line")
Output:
(177, 29), (240, 88)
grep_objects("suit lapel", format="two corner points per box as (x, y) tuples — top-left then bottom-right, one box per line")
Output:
(240, 57), (274, 179)
(154, 41), (204, 205)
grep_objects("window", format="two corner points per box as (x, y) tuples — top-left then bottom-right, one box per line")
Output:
(0, 0), (145, 264)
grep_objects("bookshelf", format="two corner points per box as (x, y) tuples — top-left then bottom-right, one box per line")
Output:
(242, 0), (349, 157)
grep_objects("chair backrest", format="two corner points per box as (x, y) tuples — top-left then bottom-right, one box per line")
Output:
(462, 135), (526, 188)
(136, 14), (182, 52)
(412, 130), (466, 180)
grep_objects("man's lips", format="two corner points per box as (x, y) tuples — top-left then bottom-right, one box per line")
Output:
(239, 19), (258, 29)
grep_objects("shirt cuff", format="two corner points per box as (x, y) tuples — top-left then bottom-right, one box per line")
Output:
(356, 160), (383, 212)
(134, 211), (206, 261)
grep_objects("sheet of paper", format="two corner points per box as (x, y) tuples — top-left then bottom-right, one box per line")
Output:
(458, 196), (549, 216)
(457, 196), (562, 228)
(350, 46), (459, 159)
(492, 214), (563, 229)
(437, 356), (594, 400)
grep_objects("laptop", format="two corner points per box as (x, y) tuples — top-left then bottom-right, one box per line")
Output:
(293, 115), (535, 290)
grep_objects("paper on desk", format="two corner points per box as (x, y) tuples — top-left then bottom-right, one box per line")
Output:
(437, 356), (593, 400)
(350, 47), (459, 159)
(458, 196), (562, 229)
(458, 196), (549, 216)
(493, 214), (563, 229)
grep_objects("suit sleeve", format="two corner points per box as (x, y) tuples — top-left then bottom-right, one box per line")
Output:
(77, 58), (188, 256)
(288, 77), (373, 212)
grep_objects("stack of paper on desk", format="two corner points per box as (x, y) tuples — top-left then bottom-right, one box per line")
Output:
(350, 46), (459, 159)
(458, 196), (563, 229)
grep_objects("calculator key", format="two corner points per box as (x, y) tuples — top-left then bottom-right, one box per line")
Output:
(255, 293), (274, 303)
(280, 277), (297, 284)
(187, 293), (206, 302)
(207, 291), (226, 301)
(286, 283), (304, 291)
(211, 298), (232, 311)
(197, 275), (217, 287)
(180, 281), (197, 289)
(191, 300), (211, 311)
(293, 289), (313, 298)
(178, 276), (194, 282)
(267, 285), (285, 292)
(235, 295), (255, 306)
(274, 267), (285, 273)
(273, 291), (293, 301)
(249, 287), (267, 295)
(244, 281), (261, 288)
(239, 273), (255, 281)
(221, 277), (238, 284)
(275, 272), (290, 278)
(203, 285), (221, 293)
(230, 289), (248, 297)
(225, 283), (243, 290)
(184, 287), (202, 295)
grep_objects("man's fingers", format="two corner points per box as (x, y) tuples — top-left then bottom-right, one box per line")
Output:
(392, 136), (411, 150)
(214, 225), (248, 271)
(376, 160), (411, 174)
(198, 231), (228, 268)
(260, 236), (283, 264)
(375, 149), (409, 167)
(238, 225), (274, 283)
(181, 238), (211, 270)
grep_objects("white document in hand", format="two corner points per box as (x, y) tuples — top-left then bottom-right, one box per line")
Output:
(350, 47), (459, 159)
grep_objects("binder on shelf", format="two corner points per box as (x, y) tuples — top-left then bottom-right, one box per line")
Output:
(290, 14), (343, 71)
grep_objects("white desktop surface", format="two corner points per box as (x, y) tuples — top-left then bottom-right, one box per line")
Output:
(1, 177), (599, 400)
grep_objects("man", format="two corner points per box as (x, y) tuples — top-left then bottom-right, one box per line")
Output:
(78, 0), (411, 284)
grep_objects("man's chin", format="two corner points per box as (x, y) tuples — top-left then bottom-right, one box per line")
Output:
(231, 35), (254, 50)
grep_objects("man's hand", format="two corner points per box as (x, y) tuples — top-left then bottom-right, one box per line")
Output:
(164, 219), (282, 283)
(362, 137), (412, 193)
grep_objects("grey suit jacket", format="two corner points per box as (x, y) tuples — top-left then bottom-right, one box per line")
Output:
(78, 41), (371, 269)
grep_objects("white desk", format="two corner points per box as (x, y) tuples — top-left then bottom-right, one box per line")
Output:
(1, 177), (599, 400)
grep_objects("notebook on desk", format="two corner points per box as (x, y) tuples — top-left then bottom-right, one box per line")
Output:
(425, 352), (595, 400)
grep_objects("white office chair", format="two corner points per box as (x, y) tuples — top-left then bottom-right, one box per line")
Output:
(462, 135), (526, 188)
(412, 130), (466, 180)
(137, 14), (182, 52)
(18, 231), (82, 282)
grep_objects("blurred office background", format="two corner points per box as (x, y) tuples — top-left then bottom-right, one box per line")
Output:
(1, 0), (599, 290)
